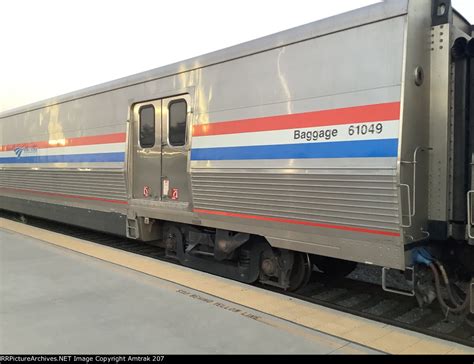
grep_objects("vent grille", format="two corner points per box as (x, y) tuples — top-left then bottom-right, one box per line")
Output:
(192, 171), (400, 232)
(0, 169), (127, 201)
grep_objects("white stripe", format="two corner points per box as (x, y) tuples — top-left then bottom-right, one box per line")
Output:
(192, 120), (399, 149)
(0, 143), (125, 158)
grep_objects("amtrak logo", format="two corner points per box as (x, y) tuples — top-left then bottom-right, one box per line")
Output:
(14, 147), (24, 157)
(14, 146), (38, 158)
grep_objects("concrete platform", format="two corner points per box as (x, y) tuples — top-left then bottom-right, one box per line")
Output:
(0, 227), (381, 354)
(1, 218), (473, 354)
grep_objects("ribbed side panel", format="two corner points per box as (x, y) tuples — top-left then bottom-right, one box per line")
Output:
(191, 171), (400, 232)
(0, 169), (127, 201)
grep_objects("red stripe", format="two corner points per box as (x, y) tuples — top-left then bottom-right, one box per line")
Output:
(194, 208), (400, 237)
(193, 102), (400, 137)
(0, 187), (128, 205)
(0, 133), (126, 152)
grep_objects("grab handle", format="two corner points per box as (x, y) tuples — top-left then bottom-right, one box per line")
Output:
(467, 190), (474, 239)
(400, 183), (412, 228)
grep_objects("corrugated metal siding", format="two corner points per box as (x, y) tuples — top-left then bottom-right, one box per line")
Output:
(191, 171), (400, 232)
(0, 169), (127, 201)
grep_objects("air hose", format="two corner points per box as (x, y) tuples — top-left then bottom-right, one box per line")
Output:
(435, 261), (465, 307)
(429, 262), (471, 314)
(413, 248), (471, 315)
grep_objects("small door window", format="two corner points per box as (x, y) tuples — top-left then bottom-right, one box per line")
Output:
(168, 99), (187, 147)
(139, 105), (155, 148)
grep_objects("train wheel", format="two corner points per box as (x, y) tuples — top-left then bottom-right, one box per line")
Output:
(288, 252), (312, 292)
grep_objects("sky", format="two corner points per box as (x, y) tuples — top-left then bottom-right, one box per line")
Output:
(0, 0), (473, 113)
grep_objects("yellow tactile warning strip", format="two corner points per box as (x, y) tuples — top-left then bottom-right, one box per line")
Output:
(2, 218), (473, 355)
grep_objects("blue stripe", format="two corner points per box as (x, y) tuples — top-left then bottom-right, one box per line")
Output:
(191, 139), (399, 161)
(0, 152), (125, 164)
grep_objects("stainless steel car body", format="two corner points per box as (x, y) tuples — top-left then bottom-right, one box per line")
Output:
(1, 0), (471, 270)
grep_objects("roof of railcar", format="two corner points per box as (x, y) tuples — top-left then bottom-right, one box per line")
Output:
(1, 1), (411, 119)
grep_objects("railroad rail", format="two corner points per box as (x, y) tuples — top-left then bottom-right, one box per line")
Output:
(2, 209), (472, 348)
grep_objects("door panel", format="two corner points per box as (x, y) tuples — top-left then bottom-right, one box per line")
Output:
(161, 95), (192, 204)
(131, 100), (162, 200)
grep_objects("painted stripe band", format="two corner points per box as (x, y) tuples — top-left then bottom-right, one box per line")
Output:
(0, 133), (126, 152)
(0, 152), (125, 164)
(0, 187), (128, 205)
(191, 139), (398, 161)
(194, 209), (400, 237)
(192, 102), (400, 137)
(192, 120), (399, 149)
